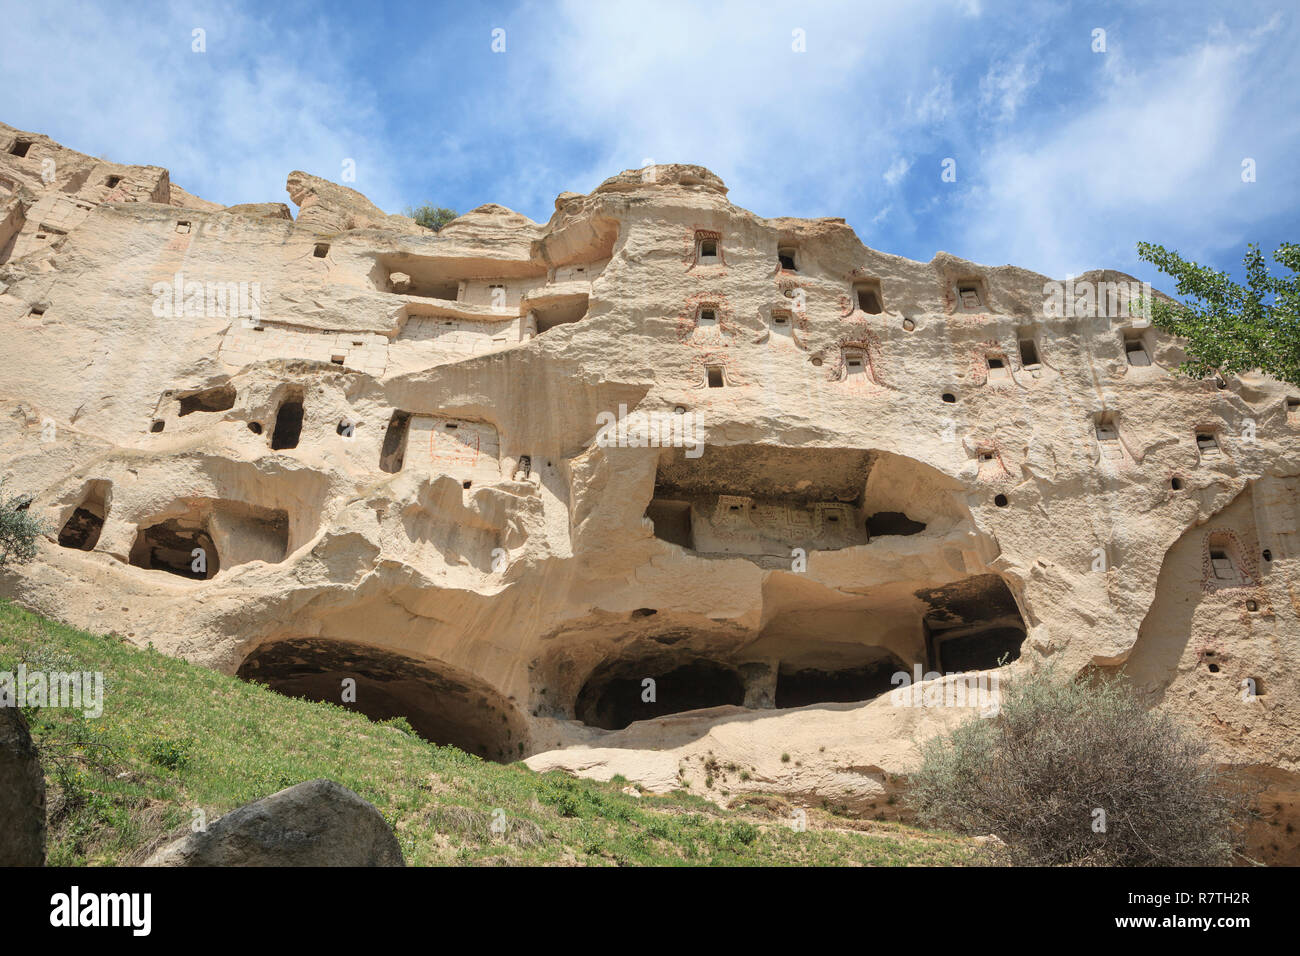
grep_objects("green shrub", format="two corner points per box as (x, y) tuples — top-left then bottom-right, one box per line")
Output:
(0, 483), (44, 568)
(403, 204), (458, 232)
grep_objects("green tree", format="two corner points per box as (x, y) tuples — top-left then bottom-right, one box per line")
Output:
(0, 483), (44, 568)
(908, 667), (1251, 866)
(1136, 240), (1300, 386)
(403, 204), (458, 233)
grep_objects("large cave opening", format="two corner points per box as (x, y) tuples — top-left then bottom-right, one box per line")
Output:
(575, 657), (745, 731)
(645, 445), (873, 557)
(128, 518), (219, 579)
(918, 574), (1027, 671)
(236, 638), (527, 761)
(775, 658), (902, 709)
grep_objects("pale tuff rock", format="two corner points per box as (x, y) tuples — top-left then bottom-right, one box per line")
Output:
(0, 121), (1297, 863)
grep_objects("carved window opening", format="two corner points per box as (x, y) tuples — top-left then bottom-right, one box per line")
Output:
(1095, 414), (1122, 460)
(1018, 335), (1041, 368)
(854, 280), (883, 315)
(270, 389), (304, 450)
(957, 282), (984, 311)
(1123, 328), (1151, 366)
(379, 411), (411, 473)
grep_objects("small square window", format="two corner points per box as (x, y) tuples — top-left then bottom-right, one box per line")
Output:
(778, 247), (797, 271)
(330, 354), (345, 365)
(105, 175), (122, 188)
(150, 420), (165, 433)
(699, 238), (718, 258)
(987, 357), (1004, 370)
(314, 243), (330, 258)
(958, 284), (982, 310)
(176, 221), (191, 234)
(9, 140), (32, 158)
(1123, 330), (1150, 366)
(706, 366), (725, 388)
(1196, 432), (1220, 457)
(698, 308), (717, 327)
(854, 281), (883, 315)
(27, 306), (45, 319)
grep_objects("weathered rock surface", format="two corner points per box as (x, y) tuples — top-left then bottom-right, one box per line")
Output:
(1, 120), (1296, 863)
(142, 779), (403, 867)
(0, 706), (46, 866)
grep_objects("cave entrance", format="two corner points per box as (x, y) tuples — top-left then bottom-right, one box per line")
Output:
(646, 498), (692, 548)
(178, 383), (236, 416)
(774, 658), (901, 709)
(379, 410), (411, 473)
(236, 638), (527, 761)
(270, 389), (304, 450)
(57, 480), (110, 551)
(128, 518), (218, 579)
(918, 574), (1027, 671)
(866, 511), (926, 536)
(575, 658), (744, 730)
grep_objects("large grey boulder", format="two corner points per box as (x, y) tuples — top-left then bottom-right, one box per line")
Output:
(0, 706), (46, 866)
(143, 779), (404, 867)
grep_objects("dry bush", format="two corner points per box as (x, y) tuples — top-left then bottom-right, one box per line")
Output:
(908, 667), (1252, 865)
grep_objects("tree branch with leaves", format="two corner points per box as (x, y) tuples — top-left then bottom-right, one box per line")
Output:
(1137, 240), (1300, 387)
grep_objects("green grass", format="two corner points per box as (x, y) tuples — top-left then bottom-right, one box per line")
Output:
(0, 600), (982, 866)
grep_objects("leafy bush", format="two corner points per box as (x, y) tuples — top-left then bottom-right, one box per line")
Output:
(404, 204), (458, 232)
(908, 667), (1250, 866)
(0, 483), (44, 568)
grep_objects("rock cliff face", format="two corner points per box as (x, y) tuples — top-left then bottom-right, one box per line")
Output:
(1, 122), (1296, 862)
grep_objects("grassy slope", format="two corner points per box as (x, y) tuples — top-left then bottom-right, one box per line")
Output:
(0, 600), (981, 866)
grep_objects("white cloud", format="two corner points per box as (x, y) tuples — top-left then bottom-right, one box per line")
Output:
(883, 158), (912, 187)
(952, 20), (1300, 277)
(0, 1), (401, 210)
(912, 76), (955, 124)
(979, 54), (1042, 123)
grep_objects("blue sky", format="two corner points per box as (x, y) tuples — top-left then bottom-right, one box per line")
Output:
(2, 0), (1296, 291)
